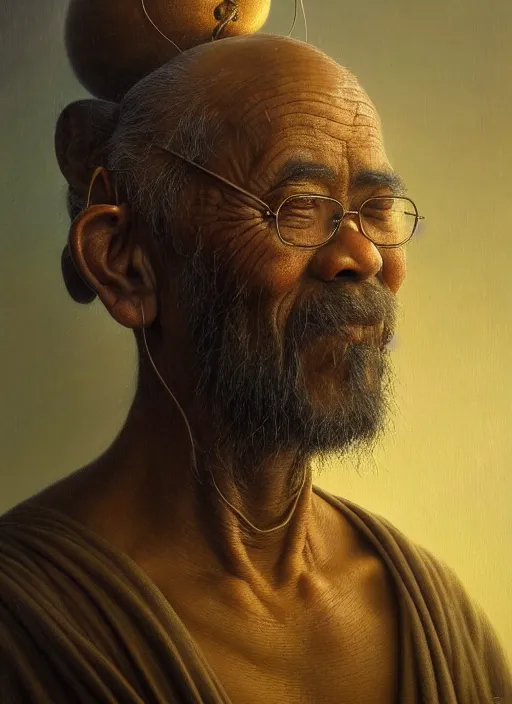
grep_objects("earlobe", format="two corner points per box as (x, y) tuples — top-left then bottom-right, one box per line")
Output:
(110, 294), (158, 330)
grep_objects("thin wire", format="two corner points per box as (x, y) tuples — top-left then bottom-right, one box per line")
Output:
(140, 304), (308, 534)
(140, 0), (183, 54)
(140, 305), (198, 472)
(300, 0), (308, 43)
(287, 0), (308, 42)
(86, 167), (105, 209)
(287, 0), (298, 36)
(211, 466), (308, 534)
(142, 0), (307, 51)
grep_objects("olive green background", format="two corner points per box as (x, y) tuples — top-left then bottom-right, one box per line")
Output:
(1, 0), (511, 658)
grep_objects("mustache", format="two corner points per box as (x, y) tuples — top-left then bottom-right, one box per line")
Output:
(287, 282), (397, 346)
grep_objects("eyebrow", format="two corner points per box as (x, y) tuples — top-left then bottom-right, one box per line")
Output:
(350, 168), (406, 195)
(275, 159), (338, 187)
(274, 159), (406, 195)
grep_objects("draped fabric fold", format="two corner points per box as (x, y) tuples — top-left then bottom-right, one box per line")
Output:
(0, 489), (509, 703)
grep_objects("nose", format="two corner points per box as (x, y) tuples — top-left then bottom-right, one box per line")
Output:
(309, 213), (384, 283)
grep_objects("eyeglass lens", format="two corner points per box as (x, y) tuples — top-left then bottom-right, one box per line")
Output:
(276, 195), (418, 247)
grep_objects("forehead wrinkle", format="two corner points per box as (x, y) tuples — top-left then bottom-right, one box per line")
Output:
(250, 99), (362, 126)
(250, 79), (365, 105)
(236, 94), (379, 157)
(354, 99), (381, 128)
(231, 90), (345, 135)
(207, 73), (377, 178)
(238, 89), (368, 127)
(254, 121), (381, 170)
(237, 106), (375, 169)
(218, 65), (368, 125)
(266, 113), (371, 137)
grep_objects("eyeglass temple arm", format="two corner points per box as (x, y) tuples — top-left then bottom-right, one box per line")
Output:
(152, 145), (276, 217)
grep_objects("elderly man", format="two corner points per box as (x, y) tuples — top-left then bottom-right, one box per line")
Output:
(0, 34), (510, 704)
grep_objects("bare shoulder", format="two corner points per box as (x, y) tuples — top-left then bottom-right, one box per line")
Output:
(16, 464), (105, 525)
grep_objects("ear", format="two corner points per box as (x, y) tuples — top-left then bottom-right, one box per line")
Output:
(68, 203), (158, 329)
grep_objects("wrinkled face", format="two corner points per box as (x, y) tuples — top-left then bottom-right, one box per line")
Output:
(161, 38), (404, 483)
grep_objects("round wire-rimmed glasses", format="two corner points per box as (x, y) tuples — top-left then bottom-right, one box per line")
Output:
(274, 193), (421, 249)
(151, 145), (424, 249)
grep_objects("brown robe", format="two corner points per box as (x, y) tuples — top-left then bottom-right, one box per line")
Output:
(0, 486), (510, 703)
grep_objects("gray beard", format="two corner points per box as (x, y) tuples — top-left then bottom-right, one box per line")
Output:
(176, 235), (398, 492)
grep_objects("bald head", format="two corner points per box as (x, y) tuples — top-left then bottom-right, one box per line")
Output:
(173, 33), (358, 91)
(178, 34), (377, 157)
(125, 33), (376, 154)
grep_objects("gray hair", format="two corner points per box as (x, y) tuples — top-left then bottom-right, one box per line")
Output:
(70, 50), (223, 256)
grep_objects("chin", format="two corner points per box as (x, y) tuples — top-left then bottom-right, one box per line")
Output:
(304, 338), (384, 396)
(294, 342), (389, 447)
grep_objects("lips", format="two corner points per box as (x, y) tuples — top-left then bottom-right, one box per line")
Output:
(311, 322), (393, 359)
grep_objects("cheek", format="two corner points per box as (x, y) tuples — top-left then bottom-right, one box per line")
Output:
(234, 237), (309, 299)
(197, 207), (309, 295)
(247, 242), (309, 294)
(381, 248), (406, 294)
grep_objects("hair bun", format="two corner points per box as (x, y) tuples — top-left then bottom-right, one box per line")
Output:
(61, 245), (97, 304)
(65, 0), (271, 101)
(55, 99), (120, 198)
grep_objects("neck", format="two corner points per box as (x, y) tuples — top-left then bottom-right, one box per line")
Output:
(75, 388), (330, 593)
